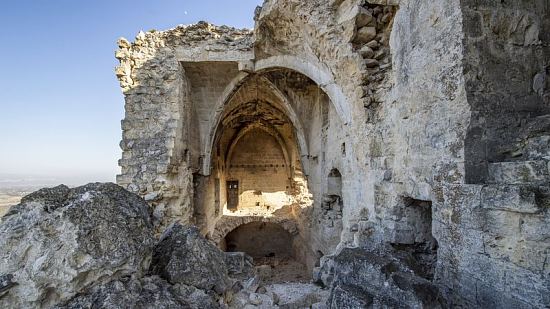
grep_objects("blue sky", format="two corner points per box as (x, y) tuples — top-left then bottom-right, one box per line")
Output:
(0, 0), (262, 184)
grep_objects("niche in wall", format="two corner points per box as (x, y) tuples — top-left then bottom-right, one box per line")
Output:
(327, 168), (342, 197)
(322, 168), (343, 216)
(390, 197), (438, 281)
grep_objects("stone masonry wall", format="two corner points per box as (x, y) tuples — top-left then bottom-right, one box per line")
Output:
(228, 129), (290, 209)
(116, 0), (549, 306)
(256, 0), (549, 306)
(115, 23), (253, 228)
(435, 1), (550, 307)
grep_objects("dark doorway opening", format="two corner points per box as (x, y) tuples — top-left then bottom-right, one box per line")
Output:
(227, 180), (239, 210)
(223, 222), (310, 283)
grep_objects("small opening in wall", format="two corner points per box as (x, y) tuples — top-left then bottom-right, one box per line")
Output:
(390, 197), (438, 281)
(315, 250), (324, 267)
(341, 143), (346, 156)
(328, 168), (342, 197)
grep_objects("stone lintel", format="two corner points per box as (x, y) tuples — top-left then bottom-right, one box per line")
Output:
(176, 47), (254, 63)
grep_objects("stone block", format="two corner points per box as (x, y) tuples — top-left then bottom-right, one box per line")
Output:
(354, 26), (377, 43)
(238, 60), (255, 72)
(525, 135), (550, 160)
(150, 224), (230, 294)
(356, 7), (374, 28)
(488, 160), (549, 184)
(480, 185), (539, 214)
(359, 45), (375, 58)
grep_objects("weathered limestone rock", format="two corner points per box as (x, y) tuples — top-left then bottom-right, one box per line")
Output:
(488, 160), (550, 185)
(480, 185), (540, 214)
(0, 274), (16, 298)
(0, 183), (155, 309)
(150, 223), (230, 294)
(228, 283), (329, 308)
(54, 276), (218, 309)
(318, 247), (446, 308)
(265, 283), (329, 308)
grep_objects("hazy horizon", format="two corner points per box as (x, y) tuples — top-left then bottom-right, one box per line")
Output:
(0, 0), (262, 186)
(0, 173), (114, 189)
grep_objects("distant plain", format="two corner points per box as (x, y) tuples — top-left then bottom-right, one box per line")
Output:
(0, 175), (108, 218)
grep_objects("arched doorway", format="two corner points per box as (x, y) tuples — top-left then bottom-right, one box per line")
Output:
(223, 222), (293, 257)
(202, 72), (319, 220)
(192, 66), (348, 277)
(221, 221), (310, 283)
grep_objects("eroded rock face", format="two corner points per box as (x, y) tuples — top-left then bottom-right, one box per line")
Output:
(0, 183), (156, 309)
(150, 223), (230, 294)
(54, 276), (218, 309)
(317, 247), (446, 309)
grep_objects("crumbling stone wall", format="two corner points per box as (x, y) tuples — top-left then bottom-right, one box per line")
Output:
(436, 1), (550, 307)
(116, 0), (549, 306)
(463, 0), (550, 183)
(115, 23), (253, 229)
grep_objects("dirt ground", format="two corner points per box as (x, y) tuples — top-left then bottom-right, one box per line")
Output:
(254, 256), (311, 284)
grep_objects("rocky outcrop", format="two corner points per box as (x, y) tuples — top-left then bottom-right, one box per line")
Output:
(150, 223), (231, 294)
(0, 184), (240, 308)
(0, 183), (156, 309)
(54, 275), (218, 309)
(316, 247), (446, 308)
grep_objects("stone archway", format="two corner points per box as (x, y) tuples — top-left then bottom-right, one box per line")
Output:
(255, 56), (352, 125)
(211, 215), (311, 283)
(202, 55), (352, 175)
(223, 222), (294, 258)
(225, 122), (293, 178)
(209, 214), (299, 245)
(189, 63), (349, 273)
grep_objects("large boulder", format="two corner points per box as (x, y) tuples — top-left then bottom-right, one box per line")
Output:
(54, 275), (218, 309)
(0, 183), (156, 308)
(150, 223), (231, 294)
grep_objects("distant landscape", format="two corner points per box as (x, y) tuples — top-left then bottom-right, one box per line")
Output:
(0, 193), (23, 217)
(0, 174), (115, 218)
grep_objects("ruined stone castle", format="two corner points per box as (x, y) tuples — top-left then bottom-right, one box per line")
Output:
(111, 0), (549, 307)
